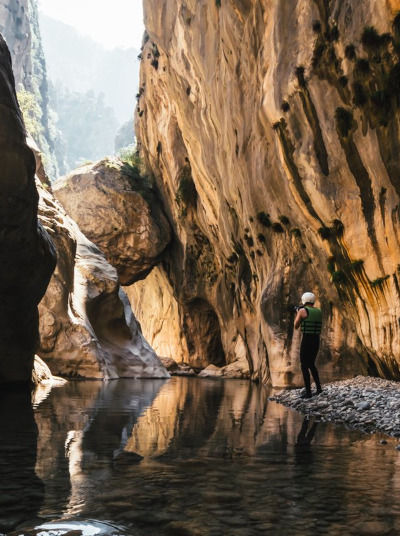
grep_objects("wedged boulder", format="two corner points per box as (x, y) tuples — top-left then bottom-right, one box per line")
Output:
(0, 34), (56, 383)
(53, 158), (171, 285)
(37, 177), (169, 379)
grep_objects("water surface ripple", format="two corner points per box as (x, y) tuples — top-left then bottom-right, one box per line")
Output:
(1, 377), (400, 535)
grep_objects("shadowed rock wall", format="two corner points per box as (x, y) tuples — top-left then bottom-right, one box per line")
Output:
(135, 0), (400, 385)
(0, 34), (55, 383)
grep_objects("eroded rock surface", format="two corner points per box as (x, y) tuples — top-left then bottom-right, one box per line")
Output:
(53, 158), (171, 284)
(37, 176), (169, 379)
(0, 34), (56, 383)
(136, 0), (400, 384)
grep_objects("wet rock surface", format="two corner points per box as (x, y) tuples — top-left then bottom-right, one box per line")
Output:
(270, 376), (400, 437)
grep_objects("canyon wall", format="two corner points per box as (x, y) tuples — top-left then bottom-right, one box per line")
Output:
(0, 34), (56, 383)
(135, 0), (400, 385)
(0, 0), (57, 176)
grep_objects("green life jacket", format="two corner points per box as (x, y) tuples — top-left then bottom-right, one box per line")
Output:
(301, 306), (322, 334)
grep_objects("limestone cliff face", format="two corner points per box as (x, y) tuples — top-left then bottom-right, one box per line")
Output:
(0, 34), (55, 383)
(137, 0), (400, 385)
(0, 0), (57, 176)
(0, 0), (31, 88)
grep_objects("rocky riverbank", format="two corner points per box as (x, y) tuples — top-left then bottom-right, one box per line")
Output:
(270, 376), (400, 439)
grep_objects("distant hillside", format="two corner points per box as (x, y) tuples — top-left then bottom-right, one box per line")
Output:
(39, 13), (140, 123)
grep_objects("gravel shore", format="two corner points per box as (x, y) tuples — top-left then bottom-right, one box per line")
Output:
(270, 376), (400, 438)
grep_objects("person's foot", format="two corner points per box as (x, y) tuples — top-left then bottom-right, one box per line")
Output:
(300, 392), (312, 399)
(316, 387), (323, 395)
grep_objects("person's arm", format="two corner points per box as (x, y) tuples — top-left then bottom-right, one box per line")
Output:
(294, 307), (307, 329)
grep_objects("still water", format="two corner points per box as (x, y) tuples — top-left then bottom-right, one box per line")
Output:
(1, 377), (400, 536)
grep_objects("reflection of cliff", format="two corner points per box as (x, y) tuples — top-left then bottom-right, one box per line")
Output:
(0, 388), (44, 533)
(136, 0), (400, 385)
(34, 380), (165, 518)
(32, 378), (400, 535)
(125, 378), (266, 459)
(4, 378), (395, 534)
(126, 377), (225, 458)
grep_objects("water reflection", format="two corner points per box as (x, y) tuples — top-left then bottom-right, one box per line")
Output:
(4, 377), (400, 535)
(0, 387), (44, 534)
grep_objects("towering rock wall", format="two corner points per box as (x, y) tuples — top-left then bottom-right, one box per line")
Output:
(0, 34), (56, 383)
(0, 0), (57, 176)
(135, 0), (400, 385)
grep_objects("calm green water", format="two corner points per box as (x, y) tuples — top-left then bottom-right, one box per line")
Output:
(1, 377), (400, 536)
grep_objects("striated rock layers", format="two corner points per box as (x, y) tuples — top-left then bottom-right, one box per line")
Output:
(53, 158), (171, 285)
(135, 0), (400, 385)
(0, 34), (56, 383)
(36, 165), (169, 379)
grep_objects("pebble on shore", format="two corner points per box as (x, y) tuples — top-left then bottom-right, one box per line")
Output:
(269, 376), (400, 438)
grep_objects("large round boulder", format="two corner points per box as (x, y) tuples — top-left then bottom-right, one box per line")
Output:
(53, 158), (171, 285)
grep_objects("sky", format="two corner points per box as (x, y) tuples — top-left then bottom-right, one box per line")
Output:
(38, 0), (144, 50)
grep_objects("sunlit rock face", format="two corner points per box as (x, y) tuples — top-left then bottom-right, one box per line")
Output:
(53, 158), (171, 285)
(0, 0), (31, 88)
(0, 35), (56, 383)
(136, 0), (400, 385)
(36, 157), (168, 379)
(124, 266), (188, 363)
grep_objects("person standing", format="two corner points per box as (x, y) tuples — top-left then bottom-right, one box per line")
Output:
(294, 292), (322, 399)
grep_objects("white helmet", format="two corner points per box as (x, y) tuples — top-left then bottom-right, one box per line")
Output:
(301, 292), (316, 305)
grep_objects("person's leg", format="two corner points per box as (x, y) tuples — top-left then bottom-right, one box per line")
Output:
(300, 336), (312, 397)
(308, 336), (322, 393)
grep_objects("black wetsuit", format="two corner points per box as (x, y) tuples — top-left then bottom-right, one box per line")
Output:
(300, 306), (322, 396)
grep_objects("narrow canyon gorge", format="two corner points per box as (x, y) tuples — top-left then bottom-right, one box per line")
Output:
(3, 0), (400, 386)
(4, 1), (400, 535)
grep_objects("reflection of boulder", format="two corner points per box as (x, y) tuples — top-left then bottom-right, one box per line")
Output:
(37, 176), (169, 379)
(53, 158), (171, 285)
(0, 35), (56, 383)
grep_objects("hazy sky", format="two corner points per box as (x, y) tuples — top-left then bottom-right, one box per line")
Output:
(38, 0), (144, 49)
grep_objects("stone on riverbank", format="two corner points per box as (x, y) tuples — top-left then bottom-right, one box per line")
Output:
(198, 356), (250, 380)
(270, 376), (400, 437)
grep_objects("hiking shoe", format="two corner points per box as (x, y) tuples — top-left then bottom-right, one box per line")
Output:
(300, 393), (312, 399)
